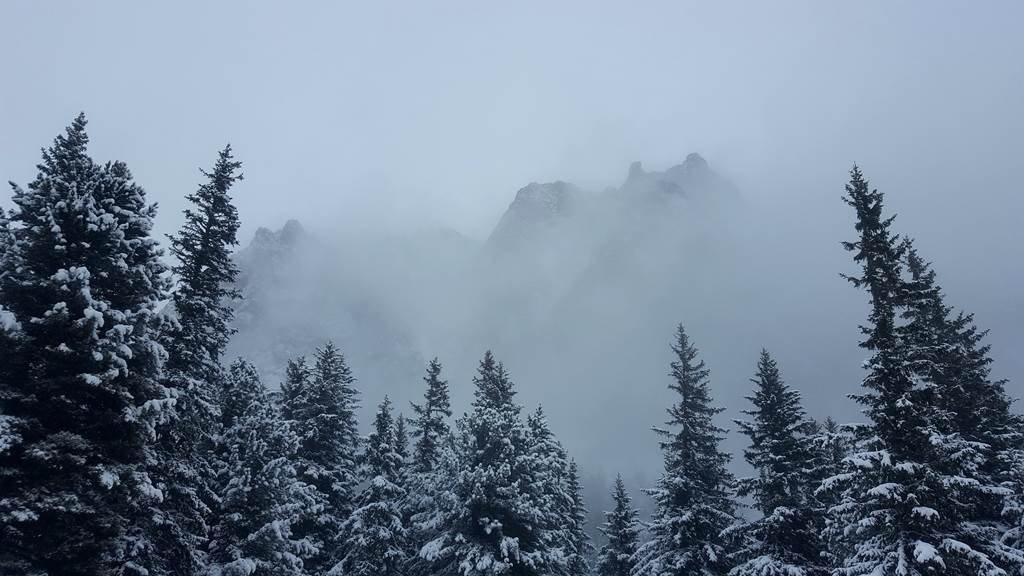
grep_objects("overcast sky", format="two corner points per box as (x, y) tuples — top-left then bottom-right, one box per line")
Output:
(2, 2), (1023, 474)
(2, 1), (1020, 235)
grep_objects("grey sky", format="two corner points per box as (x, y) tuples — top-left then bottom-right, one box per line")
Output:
(2, 0), (1023, 486)
(2, 2), (1020, 236)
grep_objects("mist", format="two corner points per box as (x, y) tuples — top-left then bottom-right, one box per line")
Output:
(3, 0), (1023, 531)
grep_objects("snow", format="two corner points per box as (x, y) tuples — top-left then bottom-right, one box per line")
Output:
(0, 414), (21, 453)
(99, 469), (119, 489)
(912, 541), (944, 568)
(0, 306), (19, 332)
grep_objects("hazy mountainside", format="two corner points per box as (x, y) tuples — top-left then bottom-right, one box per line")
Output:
(228, 153), (733, 394)
(224, 153), (758, 526)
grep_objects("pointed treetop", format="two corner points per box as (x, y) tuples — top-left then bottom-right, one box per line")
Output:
(473, 349), (517, 409)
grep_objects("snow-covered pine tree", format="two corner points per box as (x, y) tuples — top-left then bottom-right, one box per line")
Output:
(207, 359), (317, 576)
(279, 356), (311, 411)
(279, 341), (360, 575)
(0, 114), (171, 575)
(566, 459), (595, 576)
(633, 324), (737, 576)
(597, 475), (642, 576)
(409, 357), (453, 473)
(334, 396), (409, 576)
(826, 165), (1004, 575)
(139, 145), (245, 575)
(166, 144), (242, 384)
(899, 239), (1024, 572)
(395, 413), (410, 465)
(0, 208), (11, 283)
(807, 417), (856, 570)
(419, 351), (566, 576)
(406, 358), (455, 576)
(731, 349), (824, 576)
(526, 405), (571, 573)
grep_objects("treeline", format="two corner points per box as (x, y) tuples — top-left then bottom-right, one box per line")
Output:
(0, 116), (1022, 576)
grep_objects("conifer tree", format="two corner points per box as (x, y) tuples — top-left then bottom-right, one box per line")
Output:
(406, 358), (455, 576)
(0, 115), (171, 575)
(279, 356), (311, 411)
(166, 145), (242, 383)
(207, 360), (317, 576)
(526, 405), (572, 572)
(806, 417), (855, 570)
(731, 350), (823, 576)
(0, 208), (11, 283)
(395, 413), (410, 465)
(597, 475), (641, 576)
(409, 357), (452, 473)
(633, 325), (736, 576)
(898, 239), (1024, 572)
(826, 166), (1006, 575)
(138, 145), (245, 575)
(279, 341), (360, 575)
(335, 396), (409, 576)
(566, 459), (594, 576)
(419, 351), (566, 576)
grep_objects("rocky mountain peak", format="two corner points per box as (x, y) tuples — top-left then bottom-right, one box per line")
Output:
(487, 181), (578, 248)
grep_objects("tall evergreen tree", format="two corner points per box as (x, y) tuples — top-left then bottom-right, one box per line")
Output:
(0, 208), (11, 284)
(395, 413), (410, 465)
(566, 459), (594, 576)
(526, 405), (572, 575)
(166, 145), (242, 382)
(633, 325), (736, 576)
(826, 165), (1005, 575)
(406, 358), (455, 576)
(335, 396), (409, 576)
(898, 239), (1024, 572)
(279, 356), (311, 412)
(409, 357), (451, 472)
(207, 359), (316, 576)
(419, 351), (566, 576)
(140, 145), (245, 575)
(0, 115), (171, 575)
(279, 342), (360, 575)
(597, 475), (641, 576)
(730, 350), (823, 576)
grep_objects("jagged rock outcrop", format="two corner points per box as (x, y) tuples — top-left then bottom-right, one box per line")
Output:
(487, 181), (579, 250)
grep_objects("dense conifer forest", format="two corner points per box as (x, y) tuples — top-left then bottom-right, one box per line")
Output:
(1, 116), (1022, 576)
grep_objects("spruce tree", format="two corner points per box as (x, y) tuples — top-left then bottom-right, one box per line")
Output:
(279, 356), (311, 412)
(207, 359), (317, 576)
(279, 341), (360, 575)
(633, 325), (736, 576)
(418, 351), (566, 576)
(898, 239), (1024, 572)
(806, 417), (856, 570)
(406, 358), (455, 576)
(0, 208), (11, 284)
(139, 145), (244, 575)
(0, 115), (171, 575)
(826, 166), (1005, 575)
(335, 396), (409, 576)
(395, 413), (410, 465)
(731, 349), (824, 576)
(566, 459), (594, 576)
(409, 357), (452, 472)
(597, 475), (641, 576)
(526, 405), (572, 574)
(166, 144), (242, 382)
